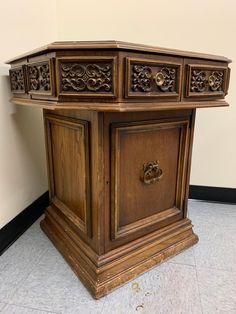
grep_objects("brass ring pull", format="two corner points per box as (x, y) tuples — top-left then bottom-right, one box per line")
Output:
(141, 161), (163, 185)
(154, 72), (165, 87)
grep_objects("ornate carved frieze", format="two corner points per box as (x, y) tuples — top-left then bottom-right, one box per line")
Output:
(59, 60), (114, 95)
(126, 58), (181, 98)
(9, 67), (26, 93)
(186, 65), (227, 97)
(27, 61), (52, 94)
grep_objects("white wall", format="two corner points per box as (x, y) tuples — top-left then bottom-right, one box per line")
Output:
(0, 0), (57, 228)
(0, 0), (235, 228)
(56, 0), (236, 188)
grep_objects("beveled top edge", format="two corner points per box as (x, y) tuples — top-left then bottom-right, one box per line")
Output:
(6, 40), (232, 63)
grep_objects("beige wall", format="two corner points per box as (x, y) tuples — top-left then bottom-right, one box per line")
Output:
(56, 0), (236, 188)
(1, 0), (235, 228)
(0, 0), (57, 228)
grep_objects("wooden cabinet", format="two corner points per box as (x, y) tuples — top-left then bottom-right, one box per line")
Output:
(7, 41), (231, 299)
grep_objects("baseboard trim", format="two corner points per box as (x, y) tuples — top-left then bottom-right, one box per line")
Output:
(0, 191), (49, 255)
(0, 186), (235, 256)
(189, 185), (236, 204)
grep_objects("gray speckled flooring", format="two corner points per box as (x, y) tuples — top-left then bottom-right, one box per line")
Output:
(0, 200), (236, 314)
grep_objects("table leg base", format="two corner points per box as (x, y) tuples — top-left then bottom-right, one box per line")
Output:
(40, 209), (198, 299)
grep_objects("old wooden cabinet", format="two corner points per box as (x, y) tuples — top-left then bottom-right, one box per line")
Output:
(7, 41), (231, 298)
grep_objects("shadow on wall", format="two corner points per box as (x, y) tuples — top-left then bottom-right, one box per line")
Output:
(0, 66), (46, 170)
(0, 64), (48, 228)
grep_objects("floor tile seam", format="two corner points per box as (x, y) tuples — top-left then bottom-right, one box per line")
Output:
(195, 264), (236, 273)
(4, 303), (62, 314)
(167, 261), (196, 268)
(193, 246), (204, 314)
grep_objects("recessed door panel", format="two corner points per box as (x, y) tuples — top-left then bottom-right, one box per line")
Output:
(110, 118), (190, 243)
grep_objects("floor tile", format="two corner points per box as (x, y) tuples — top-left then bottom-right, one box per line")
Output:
(188, 201), (236, 272)
(1, 304), (57, 314)
(0, 217), (49, 302)
(0, 303), (7, 312)
(167, 246), (196, 266)
(102, 263), (202, 314)
(2, 201), (236, 313)
(9, 246), (105, 314)
(197, 267), (236, 314)
(10, 248), (202, 314)
(189, 200), (236, 228)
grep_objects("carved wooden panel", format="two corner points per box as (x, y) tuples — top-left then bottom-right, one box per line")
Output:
(26, 60), (55, 96)
(45, 114), (91, 236)
(185, 64), (228, 98)
(9, 66), (26, 93)
(126, 57), (182, 98)
(110, 118), (189, 240)
(57, 57), (117, 98)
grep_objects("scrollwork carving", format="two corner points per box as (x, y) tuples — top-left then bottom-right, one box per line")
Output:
(28, 62), (51, 92)
(9, 68), (25, 92)
(208, 71), (224, 91)
(60, 62), (112, 92)
(190, 69), (224, 93)
(131, 63), (177, 94)
(132, 65), (152, 92)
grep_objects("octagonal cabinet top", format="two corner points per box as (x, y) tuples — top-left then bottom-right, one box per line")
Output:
(7, 41), (231, 111)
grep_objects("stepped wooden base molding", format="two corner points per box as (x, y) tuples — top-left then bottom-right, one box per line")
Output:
(41, 206), (198, 299)
(7, 41), (231, 299)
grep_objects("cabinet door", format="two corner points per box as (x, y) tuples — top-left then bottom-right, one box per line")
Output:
(106, 113), (191, 250)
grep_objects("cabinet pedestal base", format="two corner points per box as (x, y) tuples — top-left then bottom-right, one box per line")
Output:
(41, 206), (198, 299)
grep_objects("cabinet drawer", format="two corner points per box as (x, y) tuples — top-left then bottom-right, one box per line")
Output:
(26, 59), (55, 96)
(185, 64), (229, 99)
(56, 57), (117, 98)
(125, 57), (182, 99)
(9, 65), (27, 94)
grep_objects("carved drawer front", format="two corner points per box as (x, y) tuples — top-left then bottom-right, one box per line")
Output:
(126, 57), (182, 99)
(9, 66), (27, 94)
(110, 118), (189, 243)
(26, 60), (55, 96)
(185, 64), (229, 98)
(57, 57), (117, 98)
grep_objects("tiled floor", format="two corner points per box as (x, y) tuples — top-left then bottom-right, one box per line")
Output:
(0, 200), (236, 314)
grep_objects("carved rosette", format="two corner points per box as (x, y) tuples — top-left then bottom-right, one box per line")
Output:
(60, 62), (112, 93)
(27, 62), (51, 92)
(154, 67), (176, 92)
(190, 69), (224, 93)
(9, 67), (25, 92)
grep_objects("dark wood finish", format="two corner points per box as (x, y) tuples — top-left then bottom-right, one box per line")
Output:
(109, 117), (189, 243)
(125, 56), (182, 99)
(27, 59), (55, 96)
(56, 56), (117, 98)
(7, 41), (231, 299)
(8, 41), (231, 108)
